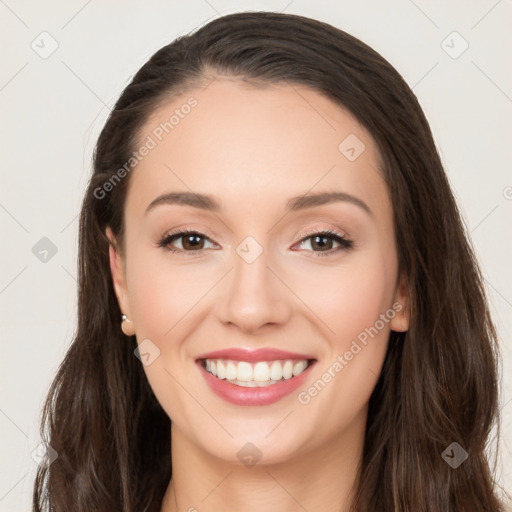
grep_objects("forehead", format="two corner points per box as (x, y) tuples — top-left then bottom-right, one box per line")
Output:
(126, 79), (390, 221)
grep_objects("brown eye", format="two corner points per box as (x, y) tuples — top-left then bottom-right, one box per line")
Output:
(158, 229), (216, 253)
(309, 234), (335, 251)
(296, 229), (353, 257)
(181, 233), (205, 250)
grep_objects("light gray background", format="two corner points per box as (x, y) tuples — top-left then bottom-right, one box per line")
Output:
(1, 1), (511, 510)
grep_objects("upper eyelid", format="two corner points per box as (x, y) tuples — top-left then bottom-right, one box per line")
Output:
(298, 227), (348, 239)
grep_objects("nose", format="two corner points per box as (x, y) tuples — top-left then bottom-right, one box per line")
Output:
(216, 244), (293, 334)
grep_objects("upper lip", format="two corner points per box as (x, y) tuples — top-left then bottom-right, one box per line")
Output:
(196, 348), (316, 362)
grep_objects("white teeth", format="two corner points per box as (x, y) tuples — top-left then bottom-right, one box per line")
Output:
(253, 362), (270, 381)
(225, 361), (237, 380)
(230, 379), (279, 387)
(216, 360), (226, 379)
(282, 360), (293, 379)
(237, 361), (253, 382)
(202, 358), (311, 385)
(293, 360), (307, 376)
(270, 361), (282, 381)
(206, 360), (217, 376)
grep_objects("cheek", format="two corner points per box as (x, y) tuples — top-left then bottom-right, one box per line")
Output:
(125, 247), (208, 338)
(292, 256), (396, 440)
(124, 248), (210, 420)
(292, 253), (395, 346)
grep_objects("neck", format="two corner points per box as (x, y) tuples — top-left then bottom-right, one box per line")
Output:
(160, 410), (366, 512)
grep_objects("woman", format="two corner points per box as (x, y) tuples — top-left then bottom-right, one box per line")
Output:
(33, 11), (507, 512)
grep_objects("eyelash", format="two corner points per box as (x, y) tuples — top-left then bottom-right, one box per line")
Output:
(157, 228), (354, 258)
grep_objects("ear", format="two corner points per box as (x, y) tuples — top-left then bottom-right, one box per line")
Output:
(390, 273), (410, 332)
(106, 226), (133, 323)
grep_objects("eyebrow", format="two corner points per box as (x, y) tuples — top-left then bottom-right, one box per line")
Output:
(144, 191), (372, 217)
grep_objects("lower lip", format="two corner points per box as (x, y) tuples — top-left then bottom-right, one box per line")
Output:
(197, 361), (316, 406)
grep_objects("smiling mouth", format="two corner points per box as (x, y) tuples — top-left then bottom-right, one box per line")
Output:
(198, 358), (316, 387)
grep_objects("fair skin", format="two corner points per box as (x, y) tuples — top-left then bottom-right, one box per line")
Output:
(107, 77), (409, 512)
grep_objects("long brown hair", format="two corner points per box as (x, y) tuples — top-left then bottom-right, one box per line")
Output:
(33, 11), (506, 511)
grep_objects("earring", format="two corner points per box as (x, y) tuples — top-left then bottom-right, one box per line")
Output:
(121, 314), (135, 336)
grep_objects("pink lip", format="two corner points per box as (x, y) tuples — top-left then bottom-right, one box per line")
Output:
(195, 347), (315, 362)
(196, 358), (317, 406)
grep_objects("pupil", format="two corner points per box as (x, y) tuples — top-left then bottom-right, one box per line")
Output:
(185, 234), (202, 249)
(313, 235), (331, 250)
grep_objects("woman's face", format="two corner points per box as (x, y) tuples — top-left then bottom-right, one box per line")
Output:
(108, 78), (409, 465)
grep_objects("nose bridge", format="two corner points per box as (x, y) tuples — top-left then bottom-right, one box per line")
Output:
(217, 234), (292, 332)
